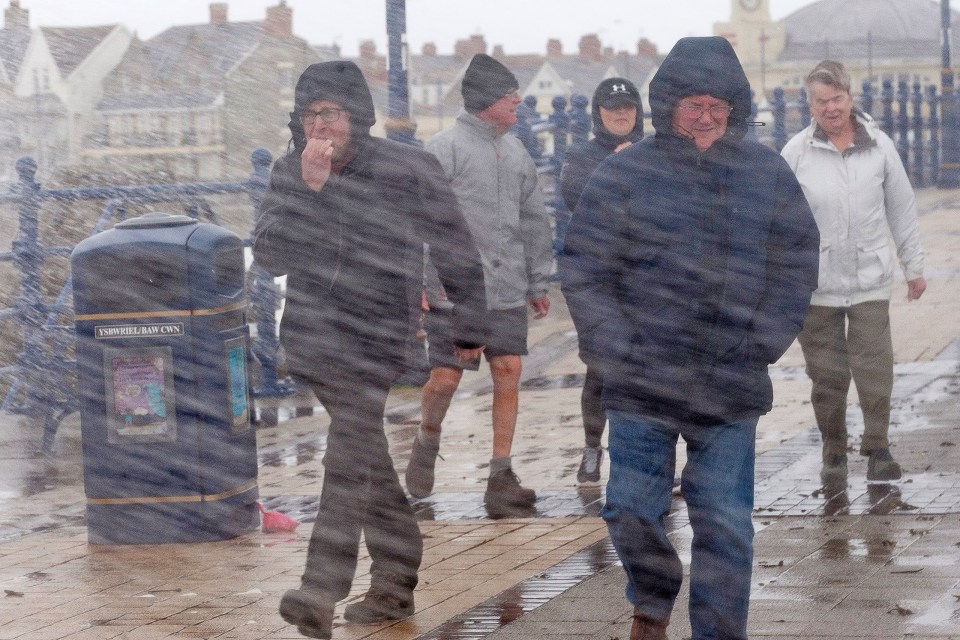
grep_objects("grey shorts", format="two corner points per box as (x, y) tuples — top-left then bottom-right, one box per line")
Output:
(425, 306), (528, 371)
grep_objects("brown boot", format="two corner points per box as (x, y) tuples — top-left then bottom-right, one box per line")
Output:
(630, 610), (669, 640)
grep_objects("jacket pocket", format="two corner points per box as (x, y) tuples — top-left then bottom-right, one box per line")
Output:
(816, 242), (831, 291)
(856, 240), (893, 291)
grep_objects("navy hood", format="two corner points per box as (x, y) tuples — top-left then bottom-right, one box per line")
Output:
(289, 60), (376, 152)
(591, 77), (644, 149)
(648, 37), (752, 144)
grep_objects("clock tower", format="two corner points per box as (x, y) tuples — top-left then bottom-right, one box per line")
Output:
(714, 0), (785, 95)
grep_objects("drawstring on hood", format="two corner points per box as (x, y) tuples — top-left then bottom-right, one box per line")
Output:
(288, 60), (376, 153)
(591, 77), (644, 149)
(649, 37), (752, 146)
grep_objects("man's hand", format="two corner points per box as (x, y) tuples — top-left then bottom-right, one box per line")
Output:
(302, 138), (334, 191)
(907, 277), (927, 301)
(530, 295), (550, 319)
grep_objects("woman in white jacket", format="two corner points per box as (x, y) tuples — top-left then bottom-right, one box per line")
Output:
(781, 60), (926, 485)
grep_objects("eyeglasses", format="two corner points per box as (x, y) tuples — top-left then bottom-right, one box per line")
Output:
(301, 107), (347, 126)
(676, 103), (734, 119)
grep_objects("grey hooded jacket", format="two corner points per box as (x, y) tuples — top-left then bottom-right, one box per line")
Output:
(426, 111), (553, 311)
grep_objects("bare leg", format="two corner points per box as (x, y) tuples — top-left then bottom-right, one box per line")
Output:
(420, 366), (463, 436)
(489, 354), (522, 458)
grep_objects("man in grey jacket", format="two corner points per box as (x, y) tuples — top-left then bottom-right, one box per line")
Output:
(405, 54), (554, 516)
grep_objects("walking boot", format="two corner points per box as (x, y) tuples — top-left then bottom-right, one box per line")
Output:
(577, 446), (603, 484)
(405, 432), (440, 499)
(867, 448), (902, 481)
(484, 468), (536, 517)
(630, 610), (669, 640)
(279, 588), (334, 639)
(343, 574), (414, 623)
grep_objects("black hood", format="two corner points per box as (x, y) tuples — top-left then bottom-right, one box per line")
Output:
(648, 37), (752, 144)
(591, 77), (644, 149)
(288, 60), (376, 152)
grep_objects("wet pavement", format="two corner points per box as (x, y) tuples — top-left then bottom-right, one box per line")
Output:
(1, 188), (959, 639)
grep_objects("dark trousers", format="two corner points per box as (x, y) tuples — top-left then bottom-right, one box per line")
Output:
(797, 301), (894, 459)
(582, 364), (606, 448)
(301, 370), (422, 600)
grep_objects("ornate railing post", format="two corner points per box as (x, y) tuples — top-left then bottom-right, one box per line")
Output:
(912, 82), (925, 186)
(771, 87), (786, 151)
(929, 84), (941, 185)
(798, 87), (810, 129)
(861, 80), (874, 117)
(881, 79), (895, 139)
(513, 95), (540, 161)
(549, 95), (570, 173)
(897, 80), (910, 172)
(569, 93), (591, 147)
(8, 157), (49, 440)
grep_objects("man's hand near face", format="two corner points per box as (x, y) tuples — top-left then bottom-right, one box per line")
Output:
(302, 137), (334, 191)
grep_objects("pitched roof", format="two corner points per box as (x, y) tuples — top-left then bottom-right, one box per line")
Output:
(147, 21), (263, 82)
(41, 25), (117, 76)
(98, 88), (222, 112)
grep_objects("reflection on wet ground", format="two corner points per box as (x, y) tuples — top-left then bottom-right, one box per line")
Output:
(416, 536), (620, 639)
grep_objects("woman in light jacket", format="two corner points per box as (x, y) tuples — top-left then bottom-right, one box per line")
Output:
(781, 60), (926, 485)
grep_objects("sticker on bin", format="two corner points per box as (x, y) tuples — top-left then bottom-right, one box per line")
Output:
(95, 322), (185, 339)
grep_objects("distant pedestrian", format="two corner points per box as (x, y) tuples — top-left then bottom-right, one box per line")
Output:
(559, 76), (644, 485)
(781, 59), (926, 485)
(560, 37), (819, 640)
(253, 60), (487, 639)
(405, 53), (554, 517)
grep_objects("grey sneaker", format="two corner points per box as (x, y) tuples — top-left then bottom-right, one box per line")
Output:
(577, 446), (603, 484)
(820, 454), (848, 485)
(867, 448), (902, 481)
(405, 433), (439, 499)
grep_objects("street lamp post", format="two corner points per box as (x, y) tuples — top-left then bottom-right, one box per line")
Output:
(385, 0), (417, 144)
(940, 0), (960, 187)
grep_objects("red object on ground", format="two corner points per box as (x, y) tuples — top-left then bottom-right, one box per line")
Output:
(258, 502), (299, 533)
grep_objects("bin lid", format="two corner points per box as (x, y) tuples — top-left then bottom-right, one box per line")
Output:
(115, 212), (198, 229)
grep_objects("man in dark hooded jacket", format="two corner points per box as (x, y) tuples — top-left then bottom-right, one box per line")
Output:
(560, 38), (819, 640)
(253, 61), (487, 639)
(559, 77), (644, 486)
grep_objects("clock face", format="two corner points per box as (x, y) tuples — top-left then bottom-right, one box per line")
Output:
(740, 0), (761, 10)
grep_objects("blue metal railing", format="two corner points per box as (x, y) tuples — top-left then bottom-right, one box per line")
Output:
(0, 148), (290, 451)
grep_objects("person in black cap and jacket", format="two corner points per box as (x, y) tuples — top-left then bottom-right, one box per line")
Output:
(405, 53), (554, 517)
(559, 77), (644, 486)
(253, 60), (488, 639)
(560, 38), (819, 640)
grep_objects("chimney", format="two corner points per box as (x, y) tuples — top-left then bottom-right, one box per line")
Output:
(546, 39), (562, 58)
(492, 44), (505, 58)
(263, 0), (292, 39)
(578, 33), (602, 62)
(421, 42), (437, 56)
(636, 38), (658, 56)
(359, 40), (377, 60)
(4, 0), (28, 29)
(454, 34), (487, 59)
(210, 2), (228, 25)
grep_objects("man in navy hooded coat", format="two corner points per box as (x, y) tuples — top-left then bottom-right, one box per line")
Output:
(560, 37), (819, 640)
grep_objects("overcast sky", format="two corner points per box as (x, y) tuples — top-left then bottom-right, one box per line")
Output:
(21, 0), (818, 57)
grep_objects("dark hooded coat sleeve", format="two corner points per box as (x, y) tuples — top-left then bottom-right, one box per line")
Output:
(559, 143), (601, 213)
(404, 149), (489, 349)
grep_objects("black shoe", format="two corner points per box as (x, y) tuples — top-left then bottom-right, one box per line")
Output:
(577, 446), (603, 484)
(343, 585), (414, 623)
(279, 589), (334, 639)
(484, 468), (536, 515)
(405, 433), (439, 499)
(867, 448), (902, 481)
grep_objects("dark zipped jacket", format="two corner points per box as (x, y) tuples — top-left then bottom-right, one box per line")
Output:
(559, 37), (820, 425)
(253, 62), (487, 382)
(559, 80), (644, 212)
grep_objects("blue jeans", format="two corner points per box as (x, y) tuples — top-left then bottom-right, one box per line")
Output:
(603, 412), (757, 640)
